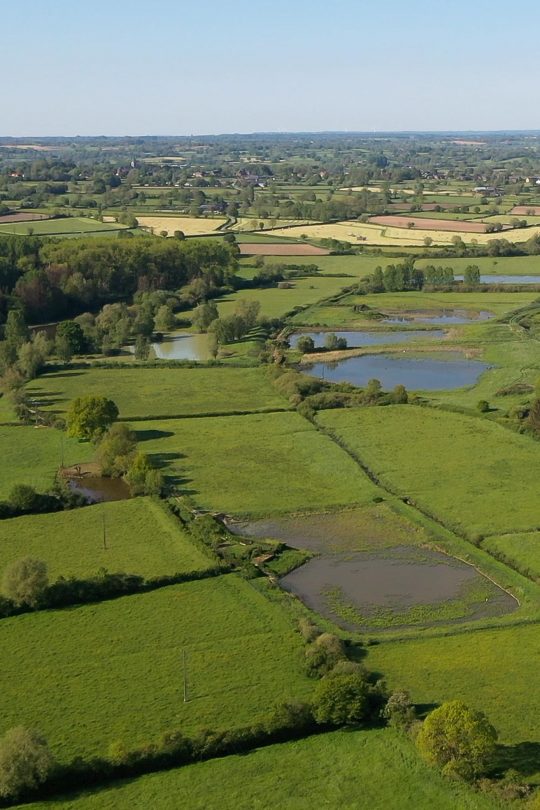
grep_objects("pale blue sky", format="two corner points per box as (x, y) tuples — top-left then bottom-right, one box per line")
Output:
(2, 0), (539, 135)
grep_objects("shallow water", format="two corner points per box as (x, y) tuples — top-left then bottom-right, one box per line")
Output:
(68, 476), (131, 503)
(152, 332), (210, 361)
(304, 352), (490, 391)
(290, 329), (443, 348)
(383, 309), (493, 325)
(456, 274), (540, 285)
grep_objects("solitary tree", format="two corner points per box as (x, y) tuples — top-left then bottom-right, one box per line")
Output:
(416, 700), (497, 780)
(297, 335), (315, 354)
(66, 395), (119, 440)
(0, 727), (54, 799)
(2, 558), (48, 607)
(55, 321), (85, 355)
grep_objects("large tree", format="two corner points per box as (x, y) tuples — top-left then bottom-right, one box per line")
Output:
(416, 700), (498, 780)
(66, 395), (119, 440)
(2, 557), (48, 607)
(0, 727), (54, 799)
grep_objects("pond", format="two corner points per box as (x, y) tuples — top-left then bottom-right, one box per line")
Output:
(231, 515), (515, 632)
(303, 352), (490, 391)
(152, 332), (210, 361)
(280, 547), (516, 632)
(383, 309), (493, 325)
(290, 329), (443, 348)
(68, 476), (131, 503)
(456, 274), (540, 285)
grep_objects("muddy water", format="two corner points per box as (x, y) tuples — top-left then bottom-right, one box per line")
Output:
(68, 476), (131, 503)
(304, 352), (490, 391)
(383, 309), (493, 325)
(152, 332), (210, 361)
(290, 330), (443, 348)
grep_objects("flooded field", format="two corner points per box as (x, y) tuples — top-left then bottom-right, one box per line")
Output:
(152, 332), (210, 361)
(234, 510), (515, 632)
(456, 274), (540, 285)
(303, 352), (490, 390)
(382, 309), (493, 325)
(290, 329), (443, 348)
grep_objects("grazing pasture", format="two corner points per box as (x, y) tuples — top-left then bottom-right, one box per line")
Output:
(134, 411), (378, 516)
(23, 729), (501, 810)
(0, 217), (126, 236)
(0, 424), (92, 498)
(367, 624), (540, 748)
(484, 532), (540, 581)
(317, 406), (540, 538)
(0, 575), (312, 761)
(415, 255), (540, 275)
(136, 215), (226, 235)
(26, 367), (288, 420)
(0, 498), (213, 580)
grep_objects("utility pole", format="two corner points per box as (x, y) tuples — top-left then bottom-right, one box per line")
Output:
(101, 505), (107, 551)
(182, 649), (188, 703)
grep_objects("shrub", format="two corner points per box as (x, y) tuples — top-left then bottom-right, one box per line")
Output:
(2, 558), (48, 607)
(296, 335), (315, 354)
(0, 727), (54, 799)
(313, 670), (371, 726)
(477, 399), (490, 413)
(383, 689), (416, 731)
(304, 633), (346, 677)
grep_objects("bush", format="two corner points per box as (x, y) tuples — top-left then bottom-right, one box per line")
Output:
(0, 727), (54, 799)
(2, 558), (48, 607)
(477, 399), (490, 413)
(296, 335), (315, 354)
(383, 689), (416, 731)
(312, 670), (371, 726)
(304, 633), (346, 677)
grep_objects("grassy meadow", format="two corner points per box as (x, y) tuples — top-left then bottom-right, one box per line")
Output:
(134, 411), (378, 516)
(23, 729), (501, 810)
(484, 532), (540, 581)
(0, 425), (92, 499)
(0, 498), (213, 580)
(367, 624), (540, 751)
(0, 217), (126, 236)
(26, 366), (288, 420)
(0, 575), (312, 762)
(317, 406), (540, 538)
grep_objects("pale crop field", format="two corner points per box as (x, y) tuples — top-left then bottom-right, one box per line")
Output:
(136, 216), (227, 236)
(230, 217), (313, 232)
(270, 221), (540, 247)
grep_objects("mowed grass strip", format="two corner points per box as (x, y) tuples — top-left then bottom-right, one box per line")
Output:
(367, 625), (540, 748)
(0, 498), (213, 580)
(317, 406), (540, 537)
(23, 729), (500, 810)
(135, 411), (378, 516)
(0, 576), (312, 762)
(484, 532), (540, 581)
(0, 217), (125, 236)
(27, 367), (288, 420)
(0, 425), (92, 499)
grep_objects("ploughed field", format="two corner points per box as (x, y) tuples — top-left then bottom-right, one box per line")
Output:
(367, 215), (497, 232)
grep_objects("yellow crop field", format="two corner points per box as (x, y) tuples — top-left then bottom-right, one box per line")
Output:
(270, 220), (540, 247)
(136, 216), (227, 236)
(230, 217), (313, 232)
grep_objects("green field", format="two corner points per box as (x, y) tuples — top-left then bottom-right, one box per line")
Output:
(27, 366), (288, 420)
(0, 217), (126, 236)
(262, 253), (391, 278)
(0, 575), (312, 762)
(0, 425), (92, 499)
(216, 275), (358, 320)
(134, 411), (378, 516)
(24, 729), (501, 810)
(415, 255), (540, 275)
(484, 532), (540, 581)
(317, 405), (540, 538)
(367, 624), (540, 750)
(0, 498), (213, 580)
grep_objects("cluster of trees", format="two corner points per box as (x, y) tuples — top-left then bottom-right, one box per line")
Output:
(66, 397), (163, 496)
(360, 261), (424, 293)
(0, 235), (238, 324)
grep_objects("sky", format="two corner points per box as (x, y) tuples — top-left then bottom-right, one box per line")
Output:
(2, 0), (540, 136)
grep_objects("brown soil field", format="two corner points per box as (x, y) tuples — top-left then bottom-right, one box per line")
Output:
(239, 243), (330, 256)
(368, 215), (490, 233)
(510, 206), (540, 216)
(0, 212), (50, 223)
